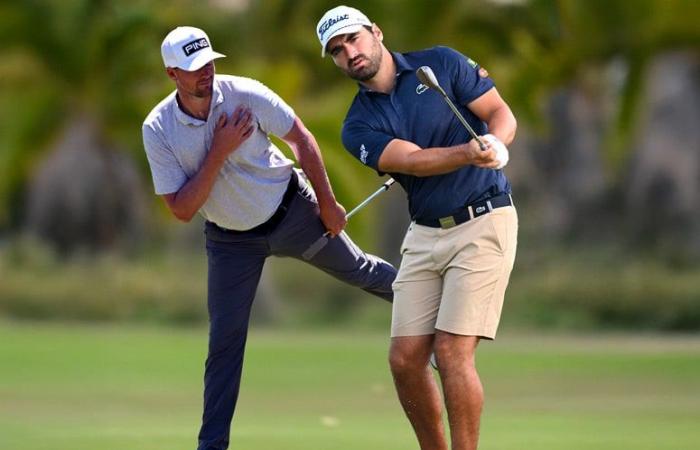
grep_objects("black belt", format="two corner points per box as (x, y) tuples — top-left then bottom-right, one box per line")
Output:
(414, 193), (513, 229)
(209, 171), (298, 234)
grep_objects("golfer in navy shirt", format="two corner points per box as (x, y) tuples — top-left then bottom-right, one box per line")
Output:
(317, 6), (519, 450)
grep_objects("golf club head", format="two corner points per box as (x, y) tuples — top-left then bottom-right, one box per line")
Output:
(416, 66), (446, 96)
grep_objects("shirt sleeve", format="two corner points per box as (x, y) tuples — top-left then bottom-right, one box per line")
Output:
(246, 80), (296, 137)
(142, 123), (188, 195)
(439, 46), (495, 105)
(341, 118), (394, 174)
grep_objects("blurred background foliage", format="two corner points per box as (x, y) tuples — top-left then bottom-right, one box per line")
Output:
(0, 0), (699, 330)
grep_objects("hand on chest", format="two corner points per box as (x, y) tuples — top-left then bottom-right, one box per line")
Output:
(173, 110), (263, 174)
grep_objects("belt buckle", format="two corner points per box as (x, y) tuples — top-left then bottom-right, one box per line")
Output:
(438, 216), (457, 229)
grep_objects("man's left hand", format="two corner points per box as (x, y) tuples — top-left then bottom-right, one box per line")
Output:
(482, 134), (509, 169)
(319, 201), (347, 237)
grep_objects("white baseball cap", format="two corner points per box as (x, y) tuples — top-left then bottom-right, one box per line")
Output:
(316, 5), (372, 57)
(161, 26), (226, 71)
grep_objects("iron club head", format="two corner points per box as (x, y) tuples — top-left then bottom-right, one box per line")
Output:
(416, 66), (447, 97)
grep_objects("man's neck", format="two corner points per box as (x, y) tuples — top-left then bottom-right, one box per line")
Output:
(361, 49), (397, 94)
(176, 91), (212, 121)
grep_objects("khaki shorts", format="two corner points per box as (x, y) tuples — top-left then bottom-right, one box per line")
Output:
(391, 206), (518, 339)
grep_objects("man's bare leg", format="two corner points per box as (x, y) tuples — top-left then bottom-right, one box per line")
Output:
(434, 331), (482, 450)
(389, 335), (447, 450)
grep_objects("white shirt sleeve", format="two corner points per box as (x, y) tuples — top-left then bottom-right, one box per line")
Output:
(246, 80), (296, 138)
(142, 123), (188, 195)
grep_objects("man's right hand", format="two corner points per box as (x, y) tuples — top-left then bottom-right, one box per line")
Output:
(319, 200), (348, 238)
(464, 138), (500, 169)
(210, 106), (255, 160)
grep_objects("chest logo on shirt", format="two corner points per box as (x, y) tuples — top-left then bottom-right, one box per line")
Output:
(416, 83), (428, 95)
(360, 144), (368, 164)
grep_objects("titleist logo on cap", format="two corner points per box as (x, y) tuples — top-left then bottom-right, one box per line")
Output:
(182, 38), (210, 56)
(318, 14), (349, 39)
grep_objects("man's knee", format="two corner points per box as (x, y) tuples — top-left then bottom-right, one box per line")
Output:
(389, 336), (433, 374)
(433, 332), (479, 368)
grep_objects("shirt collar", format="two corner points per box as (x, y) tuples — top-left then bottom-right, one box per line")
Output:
(174, 76), (226, 126)
(358, 51), (415, 94)
(392, 51), (415, 74)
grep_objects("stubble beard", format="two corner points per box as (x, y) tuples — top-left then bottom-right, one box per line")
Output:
(345, 39), (383, 82)
(192, 87), (210, 98)
(192, 81), (213, 98)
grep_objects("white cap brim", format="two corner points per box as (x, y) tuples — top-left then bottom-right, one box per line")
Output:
(321, 24), (366, 57)
(178, 50), (226, 71)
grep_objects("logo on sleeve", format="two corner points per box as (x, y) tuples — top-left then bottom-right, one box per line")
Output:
(360, 144), (368, 164)
(466, 57), (478, 69)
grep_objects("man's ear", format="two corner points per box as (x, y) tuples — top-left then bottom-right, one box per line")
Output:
(166, 67), (177, 81)
(371, 24), (383, 42)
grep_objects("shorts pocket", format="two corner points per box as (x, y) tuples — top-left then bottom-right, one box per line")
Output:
(487, 208), (512, 254)
(399, 223), (414, 255)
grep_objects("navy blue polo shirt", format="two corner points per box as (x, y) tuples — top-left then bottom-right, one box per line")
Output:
(341, 46), (511, 222)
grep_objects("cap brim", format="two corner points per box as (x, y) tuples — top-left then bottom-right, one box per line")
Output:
(321, 24), (366, 57)
(179, 50), (226, 71)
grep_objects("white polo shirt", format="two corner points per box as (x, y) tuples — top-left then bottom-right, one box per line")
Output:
(142, 75), (296, 230)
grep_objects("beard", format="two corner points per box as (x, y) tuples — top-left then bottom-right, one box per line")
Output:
(192, 87), (210, 98)
(192, 81), (213, 98)
(344, 39), (383, 82)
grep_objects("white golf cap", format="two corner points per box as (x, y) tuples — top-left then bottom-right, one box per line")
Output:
(161, 26), (226, 71)
(316, 5), (372, 57)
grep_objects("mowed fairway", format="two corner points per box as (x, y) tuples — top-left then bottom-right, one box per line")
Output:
(1, 322), (699, 450)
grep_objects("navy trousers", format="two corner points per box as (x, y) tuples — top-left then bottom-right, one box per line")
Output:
(197, 173), (396, 450)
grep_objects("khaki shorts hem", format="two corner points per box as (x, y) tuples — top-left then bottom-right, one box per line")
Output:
(434, 324), (498, 340)
(390, 328), (436, 338)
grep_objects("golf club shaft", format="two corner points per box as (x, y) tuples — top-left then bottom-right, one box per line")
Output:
(441, 95), (487, 151)
(318, 178), (396, 238)
(345, 178), (395, 220)
(416, 66), (487, 151)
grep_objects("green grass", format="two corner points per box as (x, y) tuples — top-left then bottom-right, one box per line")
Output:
(1, 323), (699, 450)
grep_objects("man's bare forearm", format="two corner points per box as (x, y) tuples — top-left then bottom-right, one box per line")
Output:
(166, 150), (227, 222)
(283, 118), (338, 208)
(295, 134), (338, 208)
(400, 144), (472, 177)
(485, 105), (517, 146)
(378, 138), (497, 177)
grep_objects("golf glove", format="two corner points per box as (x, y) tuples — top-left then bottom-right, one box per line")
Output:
(482, 134), (509, 169)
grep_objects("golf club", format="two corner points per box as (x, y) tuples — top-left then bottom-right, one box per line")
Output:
(301, 178), (396, 261)
(415, 65), (487, 151)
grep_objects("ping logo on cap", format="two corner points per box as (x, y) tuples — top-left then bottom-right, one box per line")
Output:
(318, 14), (350, 40)
(182, 38), (210, 57)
